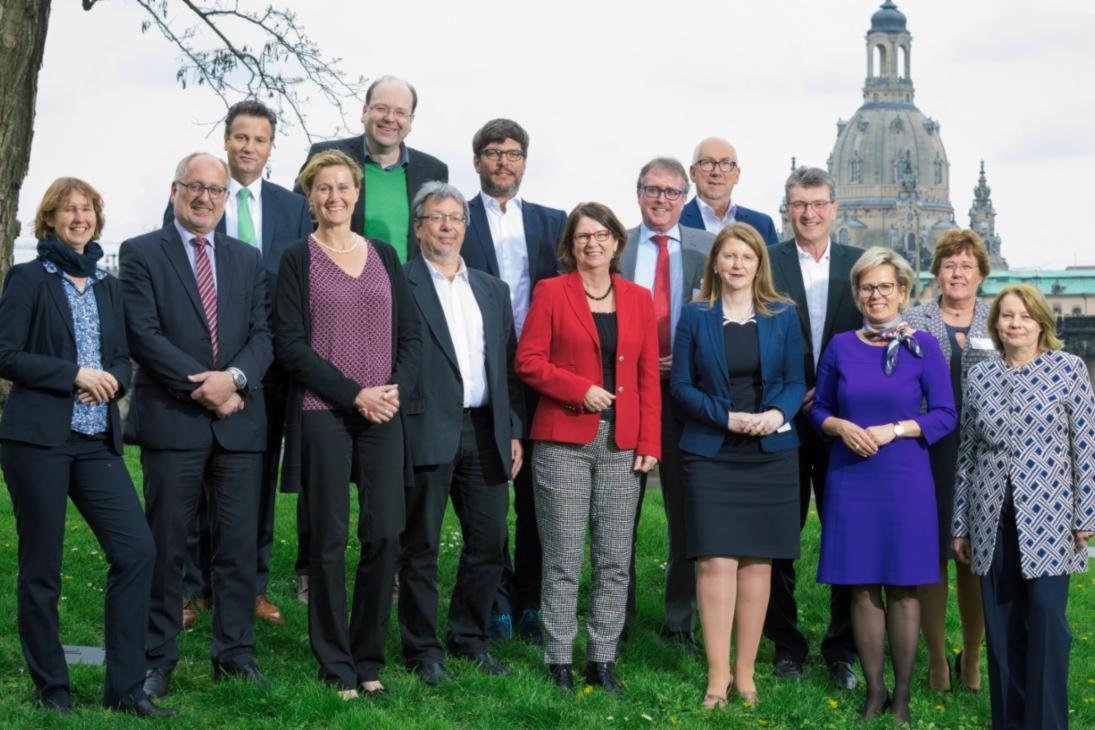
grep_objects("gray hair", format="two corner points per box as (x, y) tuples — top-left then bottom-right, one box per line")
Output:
(412, 181), (469, 221)
(785, 166), (836, 201)
(174, 152), (228, 183)
(636, 157), (690, 196)
(849, 246), (916, 312)
(365, 75), (418, 112)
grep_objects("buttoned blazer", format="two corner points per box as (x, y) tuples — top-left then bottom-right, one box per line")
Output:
(679, 198), (780, 247)
(294, 134), (449, 254)
(120, 225), (273, 451)
(620, 227), (710, 300)
(0, 262), (131, 455)
(670, 301), (805, 457)
(402, 256), (524, 472)
(463, 195), (566, 290)
(515, 272), (661, 458)
(904, 298), (999, 391)
(768, 240), (863, 387)
(954, 351), (1095, 578)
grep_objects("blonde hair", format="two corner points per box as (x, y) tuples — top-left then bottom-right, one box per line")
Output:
(987, 284), (1063, 352)
(698, 223), (792, 316)
(296, 149), (363, 196)
(848, 246), (915, 313)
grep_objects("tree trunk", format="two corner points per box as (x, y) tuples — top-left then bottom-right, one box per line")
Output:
(0, 0), (51, 286)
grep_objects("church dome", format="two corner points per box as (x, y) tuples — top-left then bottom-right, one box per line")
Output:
(870, 1), (907, 34)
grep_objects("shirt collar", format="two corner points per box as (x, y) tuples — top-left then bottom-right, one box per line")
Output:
(174, 219), (216, 248)
(639, 223), (681, 246)
(795, 239), (830, 263)
(424, 256), (469, 282)
(697, 197), (736, 222)
(363, 139), (410, 169)
(229, 176), (263, 202)
(481, 192), (523, 214)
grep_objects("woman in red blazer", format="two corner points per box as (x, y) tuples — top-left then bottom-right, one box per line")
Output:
(516, 202), (660, 694)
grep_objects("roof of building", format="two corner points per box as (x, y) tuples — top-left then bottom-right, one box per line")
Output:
(870, 1), (908, 34)
(919, 269), (1095, 297)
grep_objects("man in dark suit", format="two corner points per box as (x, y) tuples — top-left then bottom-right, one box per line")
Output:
(166, 100), (313, 628)
(294, 75), (448, 262)
(680, 137), (780, 246)
(621, 157), (714, 653)
(123, 152), (274, 699)
(766, 166), (862, 690)
(398, 182), (524, 685)
(461, 118), (565, 644)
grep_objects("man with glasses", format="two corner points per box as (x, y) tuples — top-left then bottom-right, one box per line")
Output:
(766, 166), (862, 690)
(295, 75), (448, 261)
(681, 137), (779, 246)
(121, 153), (274, 699)
(461, 118), (566, 644)
(398, 182), (525, 685)
(620, 158), (712, 653)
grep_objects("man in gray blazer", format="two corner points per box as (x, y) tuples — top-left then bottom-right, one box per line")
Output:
(398, 182), (525, 686)
(620, 157), (713, 652)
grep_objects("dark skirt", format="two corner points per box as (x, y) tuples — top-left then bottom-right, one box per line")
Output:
(682, 441), (800, 560)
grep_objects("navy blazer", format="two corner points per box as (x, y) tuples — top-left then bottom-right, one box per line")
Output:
(463, 195), (566, 290)
(669, 301), (806, 457)
(679, 198), (780, 247)
(0, 261), (131, 455)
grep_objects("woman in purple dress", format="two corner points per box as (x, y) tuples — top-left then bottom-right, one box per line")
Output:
(811, 247), (956, 725)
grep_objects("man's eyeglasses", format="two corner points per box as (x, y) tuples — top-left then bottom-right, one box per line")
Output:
(480, 148), (525, 162)
(787, 200), (832, 214)
(858, 282), (897, 297)
(369, 104), (412, 121)
(639, 185), (685, 201)
(695, 158), (738, 173)
(416, 213), (466, 226)
(176, 181), (228, 199)
(574, 230), (613, 245)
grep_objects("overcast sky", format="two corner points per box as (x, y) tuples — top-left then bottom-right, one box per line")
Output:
(16, 0), (1094, 269)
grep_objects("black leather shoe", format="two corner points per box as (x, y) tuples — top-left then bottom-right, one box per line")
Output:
(548, 663), (574, 690)
(415, 661), (452, 686)
(142, 667), (172, 700)
(828, 660), (858, 690)
(114, 696), (179, 718)
(584, 661), (622, 694)
(517, 609), (543, 644)
(212, 660), (270, 690)
(462, 650), (512, 676)
(664, 630), (701, 655)
(773, 657), (803, 681)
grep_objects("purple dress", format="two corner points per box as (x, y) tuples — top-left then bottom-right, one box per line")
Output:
(811, 330), (957, 586)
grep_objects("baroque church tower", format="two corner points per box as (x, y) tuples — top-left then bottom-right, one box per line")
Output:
(969, 161), (1007, 268)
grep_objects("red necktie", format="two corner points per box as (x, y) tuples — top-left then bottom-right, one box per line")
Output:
(191, 236), (219, 363)
(651, 234), (671, 358)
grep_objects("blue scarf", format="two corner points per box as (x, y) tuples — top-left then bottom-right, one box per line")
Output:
(861, 318), (922, 375)
(37, 238), (103, 278)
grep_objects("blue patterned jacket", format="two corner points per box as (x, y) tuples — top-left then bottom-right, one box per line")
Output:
(954, 350), (1095, 577)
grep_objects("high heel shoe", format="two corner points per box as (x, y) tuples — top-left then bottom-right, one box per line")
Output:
(702, 678), (733, 709)
(954, 651), (981, 693)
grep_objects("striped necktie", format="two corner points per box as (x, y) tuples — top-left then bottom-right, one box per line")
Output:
(191, 236), (219, 362)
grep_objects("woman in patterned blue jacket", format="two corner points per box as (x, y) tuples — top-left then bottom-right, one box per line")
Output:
(954, 283), (1095, 730)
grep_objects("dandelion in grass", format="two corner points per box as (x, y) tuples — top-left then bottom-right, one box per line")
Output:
(827, 698), (839, 709)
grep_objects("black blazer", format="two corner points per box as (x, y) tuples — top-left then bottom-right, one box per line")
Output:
(0, 261), (131, 455)
(403, 256), (523, 473)
(119, 225), (273, 452)
(462, 195), (565, 291)
(294, 134), (449, 254)
(769, 240), (863, 386)
(274, 237), (422, 491)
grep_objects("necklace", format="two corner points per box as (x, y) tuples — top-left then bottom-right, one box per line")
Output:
(313, 234), (362, 254)
(584, 280), (613, 301)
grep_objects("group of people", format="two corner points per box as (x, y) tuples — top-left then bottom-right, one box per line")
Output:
(2, 74), (1092, 729)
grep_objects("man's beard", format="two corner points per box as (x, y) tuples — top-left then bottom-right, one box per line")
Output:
(480, 171), (522, 198)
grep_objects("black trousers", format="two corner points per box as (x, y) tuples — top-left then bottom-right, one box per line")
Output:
(399, 407), (509, 665)
(182, 381), (308, 598)
(764, 422), (856, 665)
(302, 409), (404, 688)
(2, 434), (154, 708)
(627, 380), (695, 634)
(981, 497), (1071, 730)
(143, 443), (260, 670)
(492, 438), (540, 618)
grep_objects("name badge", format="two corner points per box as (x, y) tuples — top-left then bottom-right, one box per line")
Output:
(969, 337), (995, 350)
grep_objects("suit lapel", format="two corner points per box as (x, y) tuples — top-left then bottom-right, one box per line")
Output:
(469, 272), (500, 385)
(260, 180), (276, 258)
(775, 244), (810, 337)
(823, 244), (850, 346)
(44, 272), (76, 341)
(162, 226), (209, 327)
(621, 229), (640, 281)
(468, 197), (500, 276)
(704, 303), (730, 390)
(521, 203), (541, 282)
(407, 258), (460, 372)
(563, 273), (599, 346)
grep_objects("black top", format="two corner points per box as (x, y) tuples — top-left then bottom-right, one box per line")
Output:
(593, 311), (618, 422)
(944, 323), (968, 411)
(724, 320), (763, 454)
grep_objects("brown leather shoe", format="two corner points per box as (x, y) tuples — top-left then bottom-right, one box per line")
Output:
(254, 595), (285, 626)
(182, 596), (210, 630)
(182, 605), (196, 630)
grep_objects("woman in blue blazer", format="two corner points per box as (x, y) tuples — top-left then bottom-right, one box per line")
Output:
(670, 223), (805, 709)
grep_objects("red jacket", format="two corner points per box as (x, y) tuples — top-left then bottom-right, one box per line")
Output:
(516, 272), (661, 459)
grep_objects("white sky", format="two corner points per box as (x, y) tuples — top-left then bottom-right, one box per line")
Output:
(16, 0), (1095, 269)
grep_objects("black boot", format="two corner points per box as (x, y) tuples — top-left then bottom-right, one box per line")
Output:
(584, 661), (621, 694)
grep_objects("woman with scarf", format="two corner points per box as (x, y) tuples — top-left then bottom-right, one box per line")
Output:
(811, 246), (956, 725)
(0, 178), (173, 717)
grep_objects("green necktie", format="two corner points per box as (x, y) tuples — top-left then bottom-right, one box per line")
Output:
(237, 187), (257, 246)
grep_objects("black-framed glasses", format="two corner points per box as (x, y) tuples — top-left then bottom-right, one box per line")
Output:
(858, 282), (897, 297)
(574, 230), (613, 245)
(787, 200), (831, 213)
(695, 158), (738, 173)
(480, 148), (525, 162)
(639, 185), (685, 201)
(176, 181), (228, 199)
(416, 213), (466, 226)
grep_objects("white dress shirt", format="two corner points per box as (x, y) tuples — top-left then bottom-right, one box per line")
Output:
(796, 240), (831, 367)
(632, 224), (685, 348)
(697, 198), (738, 233)
(224, 177), (264, 249)
(481, 192), (531, 337)
(426, 257), (489, 408)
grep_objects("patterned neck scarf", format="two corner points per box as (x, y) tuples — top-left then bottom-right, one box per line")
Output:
(861, 318), (922, 375)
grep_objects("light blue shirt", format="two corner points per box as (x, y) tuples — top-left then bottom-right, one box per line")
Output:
(174, 219), (218, 288)
(632, 224), (684, 347)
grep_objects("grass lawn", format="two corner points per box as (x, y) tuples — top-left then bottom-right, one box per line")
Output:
(1, 449), (1093, 728)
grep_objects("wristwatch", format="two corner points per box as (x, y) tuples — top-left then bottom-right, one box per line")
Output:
(227, 367), (248, 392)
(892, 422), (906, 438)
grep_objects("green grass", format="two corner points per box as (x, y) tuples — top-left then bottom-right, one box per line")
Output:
(1, 449), (1093, 728)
